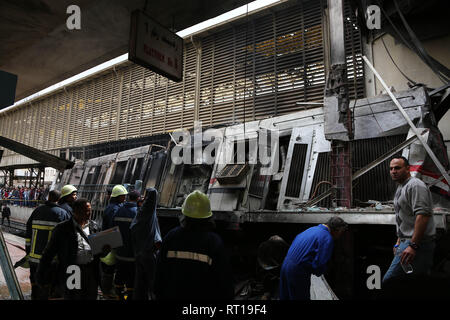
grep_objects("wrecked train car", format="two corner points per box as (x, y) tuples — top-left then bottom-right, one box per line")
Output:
(52, 85), (450, 299)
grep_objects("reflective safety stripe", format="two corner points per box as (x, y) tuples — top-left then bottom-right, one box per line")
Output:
(115, 255), (136, 262)
(28, 254), (41, 263)
(31, 224), (55, 231)
(167, 251), (213, 266)
(114, 217), (133, 223)
(32, 220), (59, 227)
(30, 222), (57, 260)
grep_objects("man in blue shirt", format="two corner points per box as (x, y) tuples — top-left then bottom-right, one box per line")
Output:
(279, 217), (348, 300)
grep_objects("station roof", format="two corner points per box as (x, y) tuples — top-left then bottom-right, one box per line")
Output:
(0, 0), (251, 102)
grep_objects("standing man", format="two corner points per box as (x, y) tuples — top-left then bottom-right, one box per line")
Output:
(58, 185), (77, 216)
(25, 190), (71, 299)
(1, 202), (11, 226)
(100, 184), (128, 298)
(279, 217), (348, 300)
(382, 156), (436, 284)
(130, 187), (162, 300)
(36, 198), (104, 300)
(154, 190), (234, 300)
(112, 190), (140, 300)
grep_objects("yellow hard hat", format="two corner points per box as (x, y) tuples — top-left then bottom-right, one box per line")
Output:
(182, 190), (212, 219)
(111, 185), (128, 198)
(60, 185), (77, 198)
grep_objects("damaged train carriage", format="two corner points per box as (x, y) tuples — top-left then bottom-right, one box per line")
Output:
(54, 84), (450, 299)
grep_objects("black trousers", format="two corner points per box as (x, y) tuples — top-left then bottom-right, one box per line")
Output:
(133, 254), (156, 300)
(115, 260), (135, 298)
(64, 262), (98, 300)
(30, 262), (62, 300)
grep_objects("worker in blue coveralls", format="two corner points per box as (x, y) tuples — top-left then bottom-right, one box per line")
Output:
(279, 216), (348, 300)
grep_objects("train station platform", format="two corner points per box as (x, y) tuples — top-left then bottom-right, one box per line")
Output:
(0, 228), (30, 299)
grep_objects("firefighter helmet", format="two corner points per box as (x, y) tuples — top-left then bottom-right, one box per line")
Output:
(111, 185), (128, 198)
(181, 190), (212, 219)
(60, 185), (77, 199)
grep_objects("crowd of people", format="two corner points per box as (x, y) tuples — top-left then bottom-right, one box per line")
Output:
(0, 186), (49, 207)
(12, 156), (439, 300)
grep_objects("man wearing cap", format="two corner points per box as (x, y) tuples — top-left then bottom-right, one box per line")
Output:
(154, 190), (234, 300)
(58, 185), (77, 216)
(100, 184), (127, 298)
(279, 217), (348, 300)
(112, 190), (141, 300)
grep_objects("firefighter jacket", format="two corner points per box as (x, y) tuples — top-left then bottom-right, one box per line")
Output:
(58, 201), (73, 216)
(154, 224), (234, 300)
(102, 201), (123, 231)
(25, 201), (71, 264)
(35, 218), (102, 292)
(113, 202), (138, 261)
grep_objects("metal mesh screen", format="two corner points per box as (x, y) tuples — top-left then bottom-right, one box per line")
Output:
(0, 0), (364, 157)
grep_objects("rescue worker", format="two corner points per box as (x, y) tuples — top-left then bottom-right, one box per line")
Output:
(279, 217), (348, 300)
(112, 190), (140, 300)
(102, 185), (128, 230)
(257, 235), (289, 300)
(36, 198), (106, 300)
(130, 187), (162, 300)
(58, 184), (77, 216)
(154, 190), (234, 300)
(100, 184), (127, 298)
(25, 190), (71, 299)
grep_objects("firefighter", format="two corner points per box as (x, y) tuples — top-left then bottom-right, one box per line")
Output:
(58, 184), (77, 216)
(100, 184), (128, 298)
(130, 187), (162, 300)
(25, 190), (71, 299)
(154, 190), (234, 300)
(112, 190), (141, 300)
(102, 185), (128, 230)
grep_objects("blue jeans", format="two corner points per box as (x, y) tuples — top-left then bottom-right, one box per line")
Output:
(382, 239), (435, 284)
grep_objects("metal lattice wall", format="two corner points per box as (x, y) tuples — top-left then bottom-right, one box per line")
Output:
(0, 0), (364, 159)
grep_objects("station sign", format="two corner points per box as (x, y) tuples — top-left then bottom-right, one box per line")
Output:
(129, 10), (183, 82)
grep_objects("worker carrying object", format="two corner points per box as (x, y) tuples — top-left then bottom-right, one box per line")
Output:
(58, 185), (77, 216)
(154, 190), (234, 300)
(24, 190), (71, 300)
(279, 216), (348, 300)
(36, 198), (108, 300)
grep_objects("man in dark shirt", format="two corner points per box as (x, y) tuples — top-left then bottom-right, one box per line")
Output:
(1, 203), (11, 226)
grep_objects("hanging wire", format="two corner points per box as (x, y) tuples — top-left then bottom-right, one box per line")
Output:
(380, 36), (417, 86)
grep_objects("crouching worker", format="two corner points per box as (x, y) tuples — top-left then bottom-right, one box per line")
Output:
(36, 198), (109, 300)
(279, 217), (348, 300)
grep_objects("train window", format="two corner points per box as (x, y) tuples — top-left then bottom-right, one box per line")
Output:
(123, 159), (136, 183)
(85, 166), (101, 185)
(111, 161), (127, 184)
(131, 158), (144, 184)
